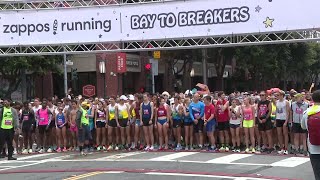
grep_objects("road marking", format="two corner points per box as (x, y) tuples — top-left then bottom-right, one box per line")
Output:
(270, 157), (310, 167)
(150, 152), (198, 161)
(64, 171), (104, 180)
(95, 152), (146, 160)
(145, 172), (272, 180)
(206, 154), (253, 163)
(16, 153), (52, 160)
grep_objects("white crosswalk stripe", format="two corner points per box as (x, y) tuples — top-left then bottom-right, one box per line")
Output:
(206, 154), (253, 163)
(270, 157), (310, 167)
(150, 152), (199, 161)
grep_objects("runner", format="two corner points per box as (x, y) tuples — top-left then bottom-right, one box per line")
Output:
(275, 90), (290, 155)
(47, 99), (56, 152)
(55, 105), (67, 152)
(128, 94), (136, 150)
(229, 98), (241, 152)
(204, 95), (216, 151)
(183, 97), (193, 150)
(76, 102), (91, 155)
(156, 96), (170, 150)
(95, 101), (107, 151)
(107, 96), (119, 151)
(69, 100), (78, 151)
(133, 94), (143, 150)
(36, 99), (53, 153)
(117, 95), (131, 149)
(216, 92), (230, 152)
(242, 97), (256, 153)
(140, 93), (155, 151)
(257, 91), (273, 153)
(21, 101), (35, 154)
(189, 93), (205, 149)
(291, 93), (308, 155)
(171, 96), (183, 150)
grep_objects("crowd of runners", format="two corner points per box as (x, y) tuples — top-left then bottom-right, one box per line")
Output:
(0, 88), (314, 159)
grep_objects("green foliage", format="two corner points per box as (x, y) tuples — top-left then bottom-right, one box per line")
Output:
(0, 55), (63, 98)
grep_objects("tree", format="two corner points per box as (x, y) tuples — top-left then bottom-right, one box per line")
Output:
(0, 56), (63, 98)
(207, 47), (236, 91)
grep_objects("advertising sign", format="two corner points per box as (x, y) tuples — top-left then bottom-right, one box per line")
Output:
(82, 84), (95, 97)
(0, 0), (319, 46)
(116, 52), (127, 73)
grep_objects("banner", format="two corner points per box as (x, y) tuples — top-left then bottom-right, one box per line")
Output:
(116, 53), (127, 73)
(0, 0), (319, 46)
(82, 84), (95, 97)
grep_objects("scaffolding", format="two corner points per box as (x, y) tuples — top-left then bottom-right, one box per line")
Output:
(0, 0), (320, 56)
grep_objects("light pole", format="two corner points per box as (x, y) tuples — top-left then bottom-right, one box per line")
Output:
(190, 68), (195, 88)
(99, 60), (106, 98)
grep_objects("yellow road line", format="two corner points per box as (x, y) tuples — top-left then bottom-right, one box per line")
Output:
(63, 171), (104, 180)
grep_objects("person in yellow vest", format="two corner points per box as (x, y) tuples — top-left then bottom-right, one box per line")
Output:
(75, 101), (91, 156)
(0, 99), (19, 160)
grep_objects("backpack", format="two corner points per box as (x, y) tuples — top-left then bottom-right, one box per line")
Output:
(307, 112), (320, 145)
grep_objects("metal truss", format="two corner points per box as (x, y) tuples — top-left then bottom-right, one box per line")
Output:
(1, 30), (320, 56)
(0, 0), (170, 10)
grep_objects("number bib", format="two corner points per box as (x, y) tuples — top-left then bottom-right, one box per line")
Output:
(5, 120), (12, 126)
(23, 115), (29, 121)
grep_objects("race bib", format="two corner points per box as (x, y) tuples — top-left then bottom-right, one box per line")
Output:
(194, 113), (200, 118)
(23, 115), (29, 121)
(144, 109), (149, 115)
(277, 108), (283, 113)
(295, 108), (303, 114)
(40, 117), (45, 121)
(5, 120), (12, 126)
(244, 114), (250, 120)
(57, 118), (63, 125)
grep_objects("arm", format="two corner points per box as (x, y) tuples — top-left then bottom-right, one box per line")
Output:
(285, 101), (290, 125)
(115, 106), (120, 126)
(207, 106), (215, 122)
(140, 104), (143, 122)
(189, 104), (195, 121)
(266, 103), (272, 120)
(12, 108), (19, 131)
(222, 101), (229, 111)
(251, 106), (256, 126)
(301, 111), (308, 130)
(75, 110), (82, 129)
(199, 103), (205, 119)
(150, 102), (154, 124)
(126, 104), (131, 120)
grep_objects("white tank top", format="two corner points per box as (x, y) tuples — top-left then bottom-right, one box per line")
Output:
(230, 106), (241, 125)
(276, 100), (287, 120)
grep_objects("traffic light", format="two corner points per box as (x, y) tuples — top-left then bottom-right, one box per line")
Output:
(145, 63), (152, 79)
(71, 68), (78, 80)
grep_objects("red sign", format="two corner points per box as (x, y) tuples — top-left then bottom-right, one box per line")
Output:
(82, 85), (96, 97)
(116, 52), (127, 73)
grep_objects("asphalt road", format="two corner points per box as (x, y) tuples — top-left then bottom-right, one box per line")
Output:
(0, 150), (314, 180)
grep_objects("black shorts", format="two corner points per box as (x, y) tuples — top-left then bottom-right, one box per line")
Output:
(38, 125), (50, 135)
(292, 123), (307, 133)
(184, 121), (193, 126)
(172, 120), (182, 128)
(49, 121), (55, 128)
(230, 124), (240, 129)
(258, 119), (273, 131)
(193, 119), (204, 133)
(96, 121), (107, 128)
(108, 120), (117, 128)
(276, 120), (286, 127)
(217, 121), (230, 131)
(119, 118), (128, 128)
(142, 118), (152, 126)
(22, 122), (32, 133)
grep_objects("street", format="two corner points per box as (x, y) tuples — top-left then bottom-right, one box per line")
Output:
(0, 150), (313, 180)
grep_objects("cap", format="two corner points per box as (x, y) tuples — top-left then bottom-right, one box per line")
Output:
(120, 95), (128, 101)
(81, 101), (90, 107)
(162, 91), (170, 97)
(128, 94), (134, 101)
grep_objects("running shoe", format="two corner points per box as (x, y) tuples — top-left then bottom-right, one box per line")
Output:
(97, 146), (101, 151)
(149, 146), (155, 151)
(56, 148), (61, 153)
(251, 148), (256, 153)
(62, 148), (68, 152)
(107, 145), (113, 151)
(115, 146), (119, 151)
(225, 146), (230, 152)
(22, 149), (28, 154)
(245, 148), (250, 153)
(303, 150), (309, 156)
(175, 145), (182, 151)
(189, 146), (194, 151)
(139, 144), (144, 150)
(219, 146), (225, 152)
(283, 150), (288, 155)
(102, 146), (107, 151)
(13, 149), (17, 155)
(236, 148), (241, 153)
(144, 146), (150, 151)
(184, 146), (189, 151)
(47, 148), (53, 153)
(38, 148), (44, 153)
(80, 151), (87, 156)
(28, 149), (33, 154)
(278, 149), (285, 155)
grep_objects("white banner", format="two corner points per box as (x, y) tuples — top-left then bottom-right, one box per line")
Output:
(0, 0), (319, 46)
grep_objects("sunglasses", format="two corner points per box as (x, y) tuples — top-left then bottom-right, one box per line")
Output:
(260, 94), (265, 96)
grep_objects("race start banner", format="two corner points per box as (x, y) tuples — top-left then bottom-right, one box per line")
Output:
(0, 0), (319, 46)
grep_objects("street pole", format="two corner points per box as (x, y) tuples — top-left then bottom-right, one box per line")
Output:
(63, 51), (68, 97)
(202, 49), (208, 85)
(104, 73), (106, 98)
